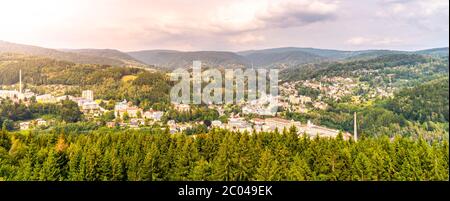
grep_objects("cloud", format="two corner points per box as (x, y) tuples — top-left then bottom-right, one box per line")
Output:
(376, 0), (449, 31)
(377, 0), (448, 18)
(347, 36), (403, 46)
(228, 33), (266, 45)
(258, 0), (338, 28)
(123, 0), (339, 37)
(0, 0), (446, 51)
(113, 0), (340, 49)
(208, 0), (339, 34)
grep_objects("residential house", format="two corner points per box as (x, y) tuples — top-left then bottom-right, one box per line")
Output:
(36, 94), (56, 103)
(82, 90), (94, 101)
(114, 100), (143, 118)
(174, 103), (190, 112)
(19, 122), (30, 130)
(129, 118), (145, 128)
(106, 121), (116, 128)
(313, 102), (328, 110)
(36, 118), (48, 127)
(144, 110), (164, 121)
(211, 120), (222, 128)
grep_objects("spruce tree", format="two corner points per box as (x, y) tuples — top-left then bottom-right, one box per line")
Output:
(254, 149), (280, 181)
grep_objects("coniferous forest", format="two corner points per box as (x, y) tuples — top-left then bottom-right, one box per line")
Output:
(0, 128), (448, 181)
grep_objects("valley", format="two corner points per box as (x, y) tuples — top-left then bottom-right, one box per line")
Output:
(0, 41), (448, 181)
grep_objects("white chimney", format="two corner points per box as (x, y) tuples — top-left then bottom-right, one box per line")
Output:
(19, 69), (22, 93)
(354, 112), (358, 142)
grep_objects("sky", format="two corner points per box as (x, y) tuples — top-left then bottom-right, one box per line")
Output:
(0, 0), (448, 51)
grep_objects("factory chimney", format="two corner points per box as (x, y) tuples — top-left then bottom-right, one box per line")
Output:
(19, 69), (22, 93)
(353, 112), (358, 142)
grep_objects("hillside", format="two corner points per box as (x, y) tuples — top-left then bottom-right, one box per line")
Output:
(239, 47), (449, 68)
(60, 48), (147, 67)
(0, 41), (144, 67)
(1, 40), (447, 70)
(280, 53), (448, 82)
(415, 47), (449, 57)
(385, 77), (449, 123)
(128, 47), (449, 70)
(128, 47), (354, 69)
(127, 50), (249, 69)
(0, 53), (171, 107)
(239, 48), (328, 68)
(344, 50), (406, 60)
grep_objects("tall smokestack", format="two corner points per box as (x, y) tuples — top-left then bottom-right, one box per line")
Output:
(19, 69), (22, 93)
(353, 112), (357, 142)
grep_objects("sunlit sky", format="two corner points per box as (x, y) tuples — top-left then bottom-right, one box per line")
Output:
(0, 0), (448, 51)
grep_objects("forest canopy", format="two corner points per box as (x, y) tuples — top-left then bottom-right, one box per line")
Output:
(0, 129), (448, 181)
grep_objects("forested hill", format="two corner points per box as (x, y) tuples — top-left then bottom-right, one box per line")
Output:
(1, 40), (447, 69)
(385, 77), (449, 123)
(237, 48), (327, 68)
(0, 41), (147, 67)
(128, 47), (448, 69)
(415, 47), (449, 56)
(59, 49), (147, 67)
(280, 54), (448, 82)
(127, 50), (250, 69)
(0, 53), (172, 109)
(0, 53), (141, 86)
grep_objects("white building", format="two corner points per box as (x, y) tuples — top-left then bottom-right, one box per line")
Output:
(0, 90), (19, 100)
(56, 95), (74, 102)
(19, 122), (30, 130)
(82, 90), (94, 101)
(313, 101), (328, 110)
(289, 95), (300, 104)
(226, 117), (252, 132)
(299, 96), (312, 104)
(36, 94), (56, 103)
(297, 120), (352, 140)
(71, 97), (90, 106)
(174, 103), (190, 112)
(114, 100), (129, 111)
(250, 117), (351, 140)
(19, 89), (35, 100)
(144, 110), (164, 121)
(36, 119), (48, 127)
(82, 101), (100, 110)
(114, 100), (144, 118)
(129, 118), (145, 127)
(264, 118), (302, 132)
(211, 120), (222, 127)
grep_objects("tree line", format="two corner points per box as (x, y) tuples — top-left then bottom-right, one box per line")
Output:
(0, 99), (83, 130)
(0, 128), (447, 181)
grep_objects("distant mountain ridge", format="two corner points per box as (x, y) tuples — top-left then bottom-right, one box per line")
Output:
(128, 50), (249, 69)
(0, 40), (147, 67)
(60, 48), (146, 67)
(1, 40), (447, 69)
(414, 47), (449, 56)
(129, 47), (448, 69)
